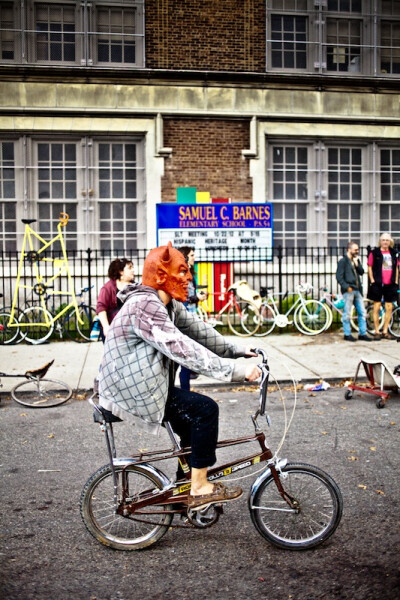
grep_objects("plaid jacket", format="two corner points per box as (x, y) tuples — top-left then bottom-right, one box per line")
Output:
(98, 284), (247, 433)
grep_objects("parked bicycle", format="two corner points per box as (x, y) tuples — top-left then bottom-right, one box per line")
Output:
(17, 285), (97, 345)
(0, 360), (73, 408)
(0, 294), (21, 345)
(80, 349), (343, 551)
(195, 281), (260, 337)
(317, 287), (376, 333)
(363, 292), (400, 338)
(255, 284), (330, 336)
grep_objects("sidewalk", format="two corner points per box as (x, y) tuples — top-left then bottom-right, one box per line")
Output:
(1, 331), (399, 392)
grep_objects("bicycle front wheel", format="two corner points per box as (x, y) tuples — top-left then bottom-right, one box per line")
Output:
(0, 312), (20, 345)
(254, 302), (276, 336)
(64, 305), (97, 342)
(227, 300), (260, 337)
(80, 464), (173, 551)
(18, 306), (54, 344)
(389, 305), (400, 337)
(295, 301), (330, 335)
(350, 300), (376, 333)
(11, 378), (72, 408)
(249, 463), (343, 550)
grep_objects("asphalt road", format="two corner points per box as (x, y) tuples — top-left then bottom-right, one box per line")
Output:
(0, 384), (399, 600)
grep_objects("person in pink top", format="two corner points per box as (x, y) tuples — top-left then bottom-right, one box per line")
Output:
(367, 233), (399, 340)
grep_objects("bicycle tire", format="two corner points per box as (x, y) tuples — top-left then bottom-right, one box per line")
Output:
(249, 462), (343, 550)
(254, 302), (276, 336)
(80, 464), (173, 551)
(18, 306), (54, 344)
(11, 378), (72, 408)
(0, 312), (20, 345)
(389, 305), (400, 337)
(294, 300), (330, 335)
(227, 299), (260, 337)
(323, 304), (333, 332)
(63, 305), (97, 342)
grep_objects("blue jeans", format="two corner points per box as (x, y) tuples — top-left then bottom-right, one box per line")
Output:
(343, 290), (366, 336)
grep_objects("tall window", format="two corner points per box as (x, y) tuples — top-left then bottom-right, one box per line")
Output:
(0, 141), (16, 252)
(327, 147), (362, 247)
(381, 21), (400, 74)
(0, 2), (14, 61)
(35, 3), (76, 62)
(380, 148), (400, 235)
(36, 142), (78, 249)
(326, 19), (361, 73)
(270, 14), (307, 69)
(97, 142), (140, 250)
(271, 146), (308, 248)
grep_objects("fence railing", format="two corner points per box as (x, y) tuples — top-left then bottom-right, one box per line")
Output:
(2, 245), (394, 313)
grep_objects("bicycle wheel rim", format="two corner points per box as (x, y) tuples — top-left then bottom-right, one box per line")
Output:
(18, 307), (54, 344)
(254, 303), (276, 336)
(295, 301), (329, 335)
(64, 305), (97, 342)
(228, 300), (260, 337)
(0, 312), (20, 345)
(80, 465), (173, 551)
(250, 463), (343, 550)
(11, 378), (72, 408)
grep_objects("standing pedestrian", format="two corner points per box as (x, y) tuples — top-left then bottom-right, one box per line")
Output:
(96, 258), (135, 340)
(367, 233), (399, 340)
(177, 246), (207, 390)
(336, 241), (372, 342)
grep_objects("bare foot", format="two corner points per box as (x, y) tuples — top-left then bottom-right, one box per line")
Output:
(190, 482), (214, 496)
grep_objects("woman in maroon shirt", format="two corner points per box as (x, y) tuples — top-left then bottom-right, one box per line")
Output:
(96, 258), (135, 339)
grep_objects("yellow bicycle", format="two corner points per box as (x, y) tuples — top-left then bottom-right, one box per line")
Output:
(8, 213), (83, 344)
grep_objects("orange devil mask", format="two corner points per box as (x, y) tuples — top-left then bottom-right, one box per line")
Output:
(142, 242), (192, 302)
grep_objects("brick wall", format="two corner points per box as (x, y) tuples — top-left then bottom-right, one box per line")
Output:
(145, 0), (266, 72)
(161, 118), (253, 202)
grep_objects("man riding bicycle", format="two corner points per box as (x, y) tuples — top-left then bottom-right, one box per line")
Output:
(98, 242), (261, 510)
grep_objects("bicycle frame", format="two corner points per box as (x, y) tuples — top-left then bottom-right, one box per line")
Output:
(8, 214), (82, 328)
(90, 349), (296, 517)
(263, 289), (310, 323)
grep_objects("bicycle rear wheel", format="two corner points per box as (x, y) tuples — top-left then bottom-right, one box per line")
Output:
(11, 378), (72, 408)
(389, 305), (400, 337)
(0, 312), (20, 345)
(80, 464), (173, 551)
(18, 306), (54, 344)
(350, 300), (376, 333)
(294, 300), (330, 335)
(63, 305), (97, 342)
(249, 463), (343, 550)
(254, 302), (276, 336)
(227, 300), (260, 337)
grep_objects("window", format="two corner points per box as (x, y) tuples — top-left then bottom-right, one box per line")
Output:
(326, 19), (361, 73)
(271, 145), (308, 248)
(97, 6), (138, 65)
(35, 3), (76, 62)
(2, 1), (144, 68)
(380, 148), (400, 235)
(327, 147), (362, 247)
(271, 14), (307, 69)
(97, 142), (141, 250)
(0, 141), (16, 252)
(36, 142), (78, 249)
(266, 1), (400, 77)
(0, 2), (14, 61)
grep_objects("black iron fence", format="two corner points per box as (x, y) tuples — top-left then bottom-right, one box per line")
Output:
(2, 245), (392, 313)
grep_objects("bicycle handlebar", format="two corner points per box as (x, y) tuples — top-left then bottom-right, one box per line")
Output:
(251, 348), (270, 418)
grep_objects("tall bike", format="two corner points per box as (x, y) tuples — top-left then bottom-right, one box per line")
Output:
(196, 281), (260, 337)
(80, 349), (343, 551)
(255, 284), (330, 336)
(8, 213), (84, 344)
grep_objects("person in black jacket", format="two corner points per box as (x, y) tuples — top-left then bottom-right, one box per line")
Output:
(336, 242), (372, 342)
(367, 233), (399, 340)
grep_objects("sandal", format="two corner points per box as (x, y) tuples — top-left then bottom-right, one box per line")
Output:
(187, 482), (243, 511)
(381, 332), (396, 340)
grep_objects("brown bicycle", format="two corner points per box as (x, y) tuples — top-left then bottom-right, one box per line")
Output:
(80, 350), (343, 551)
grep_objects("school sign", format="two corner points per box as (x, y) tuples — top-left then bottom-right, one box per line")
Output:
(156, 203), (273, 260)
